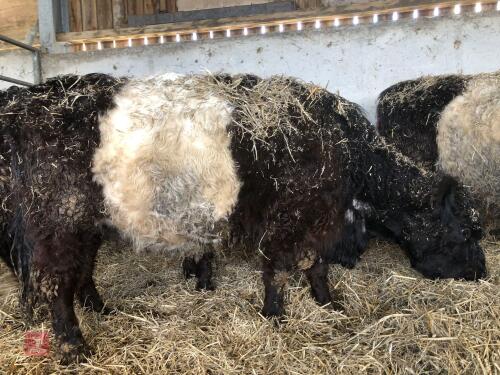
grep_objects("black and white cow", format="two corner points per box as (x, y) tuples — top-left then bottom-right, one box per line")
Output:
(0, 73), (486, 362)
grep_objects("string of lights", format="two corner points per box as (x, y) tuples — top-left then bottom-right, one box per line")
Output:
(77, 1), (499, 52)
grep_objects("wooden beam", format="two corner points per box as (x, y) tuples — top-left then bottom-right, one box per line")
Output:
(81, 0), (98, 30)
(113, 0), (127, 27)
(56, 0), (497, 42)
(0, 0), (38, 48)
(144, 0), (159, 15)
(127, 0), (144, 15)
(97, 0), (114, 29)
(69, 0), (83, 32)
(160, 0), (177, 13)
(295, 0), (322, 9)
(127, 1), (295, 27)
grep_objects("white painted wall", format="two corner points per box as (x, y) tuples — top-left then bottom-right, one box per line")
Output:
(1, 11), (500, 121)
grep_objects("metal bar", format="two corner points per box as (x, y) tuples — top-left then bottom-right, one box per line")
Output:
(59, 0), (71, 33)
(32, 51), (43, 85)
(0, 75), (33, 87)
(0, 35), (39, 53)
(38, 0), (58, 53)
(0, 35), (42, 86)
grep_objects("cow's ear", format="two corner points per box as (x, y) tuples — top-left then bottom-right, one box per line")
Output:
(432, 174), (458, 224)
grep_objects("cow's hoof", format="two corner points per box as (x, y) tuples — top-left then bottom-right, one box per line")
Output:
(311, 292), (333, 308)
(182, 257), (197, 279)
(195, 280), (215, 291)
(331, 302), (344, 312)
(57, 341), (90, 365)
(328, 296), (344, 312)
(261, 303), (285, 320)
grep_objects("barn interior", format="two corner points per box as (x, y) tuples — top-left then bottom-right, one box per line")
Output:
(0, 1), (499, 374)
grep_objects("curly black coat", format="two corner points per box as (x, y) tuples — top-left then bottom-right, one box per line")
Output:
(220, 75), (485, 318)
(0, 74), (125, 362)
(376, 75), (469, 169)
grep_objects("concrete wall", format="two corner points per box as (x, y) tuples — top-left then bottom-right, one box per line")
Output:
(1, 11), (500, 120)
(0, 49), (36, 87)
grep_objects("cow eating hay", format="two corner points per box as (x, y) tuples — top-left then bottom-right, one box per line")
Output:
(376, 72), (500, 215)
(0, 73), (487, 363)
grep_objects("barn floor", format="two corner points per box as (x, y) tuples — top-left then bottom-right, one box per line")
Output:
(0, 236), (499, 374)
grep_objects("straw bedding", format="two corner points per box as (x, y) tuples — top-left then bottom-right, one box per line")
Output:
(1, 235), (498, 374)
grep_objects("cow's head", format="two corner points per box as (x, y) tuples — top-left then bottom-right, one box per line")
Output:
(385, 175), (486, 280)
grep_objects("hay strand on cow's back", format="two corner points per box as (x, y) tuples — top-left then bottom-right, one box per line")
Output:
(0, 236), (498, 374)
(188, 74), (320, 146)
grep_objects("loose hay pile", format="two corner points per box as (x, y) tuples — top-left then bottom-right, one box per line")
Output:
(1, 237), (498, 374)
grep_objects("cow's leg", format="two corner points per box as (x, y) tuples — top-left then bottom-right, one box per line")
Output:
(51, 272), (88, 364)
(261, 260), (287, 319)
(304, 259), (332, 306)
(182, 256), (197, 279)
(194, 250), (215, 291)
(76, 232), (110, 314)
(182, 246), (216, 291)
(32, 232), (88, 364)
(77, 276), (108, 313)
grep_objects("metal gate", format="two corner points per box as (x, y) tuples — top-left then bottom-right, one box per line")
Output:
(0, 34), (42, 87)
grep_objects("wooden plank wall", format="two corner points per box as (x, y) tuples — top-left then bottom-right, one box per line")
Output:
(69, 0), (178, 31)
(295, 0), (322, 9)
(0, 0), (388, 41)
(70, 0), (114, 31)
(176, 0), (272, 11)
(0, 0), (38, 48)
(67, 1), (323, 32)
